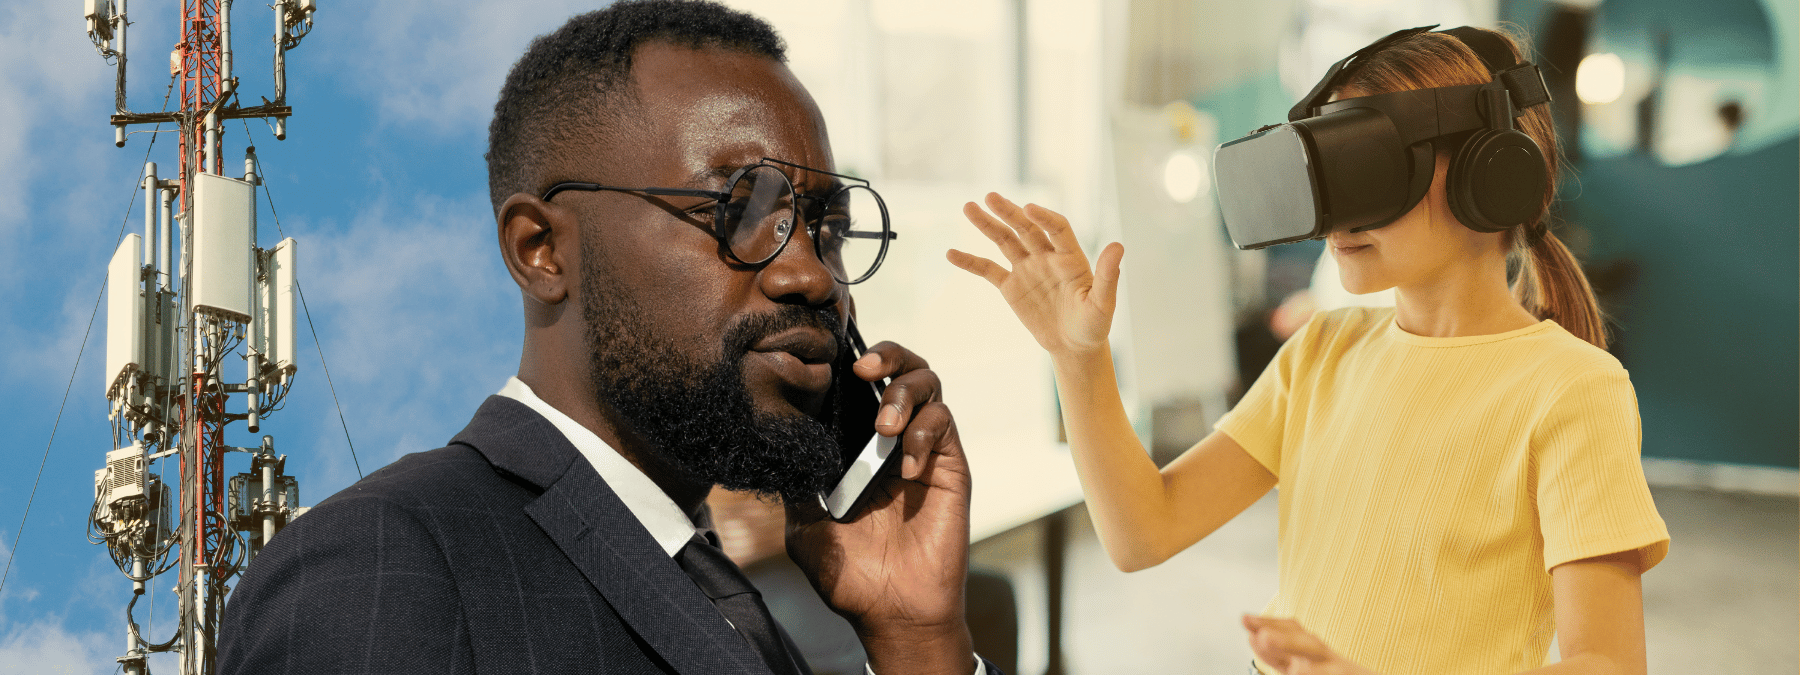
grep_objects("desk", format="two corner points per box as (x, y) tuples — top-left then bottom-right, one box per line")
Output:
(963, 436), (1085, 675)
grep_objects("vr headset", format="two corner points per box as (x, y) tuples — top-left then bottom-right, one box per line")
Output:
(1212, 25), (1554, 250)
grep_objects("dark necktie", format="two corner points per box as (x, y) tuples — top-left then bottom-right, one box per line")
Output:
(675, 532), (807, 675)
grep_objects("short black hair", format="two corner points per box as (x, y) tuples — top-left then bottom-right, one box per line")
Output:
(485, 0), (787, 213)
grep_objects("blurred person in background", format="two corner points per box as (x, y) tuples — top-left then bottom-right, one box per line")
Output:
(949, 25), (1667, 675)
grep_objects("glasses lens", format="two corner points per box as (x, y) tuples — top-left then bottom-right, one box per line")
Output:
(722, 165), (796, 264)
(819, 185), (888, 283)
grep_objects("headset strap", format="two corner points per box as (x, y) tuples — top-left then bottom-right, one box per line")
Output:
(1289, 25), (1551, 123)
(1287, 24), (1438, 122)
(1441, 26), (1553, 111)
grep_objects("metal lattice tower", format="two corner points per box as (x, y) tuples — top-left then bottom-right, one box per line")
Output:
(87, 2), (316, 673)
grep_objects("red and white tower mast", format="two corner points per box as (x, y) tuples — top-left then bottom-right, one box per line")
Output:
(88, 2), (316, 674)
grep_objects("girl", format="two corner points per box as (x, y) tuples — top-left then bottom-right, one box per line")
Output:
(947, 26), (1668, 675)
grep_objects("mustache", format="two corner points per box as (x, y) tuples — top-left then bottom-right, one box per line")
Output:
(722, 305), (847, 359)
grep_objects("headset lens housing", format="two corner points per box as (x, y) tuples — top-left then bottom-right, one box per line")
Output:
(1214, 124), (1324, 250)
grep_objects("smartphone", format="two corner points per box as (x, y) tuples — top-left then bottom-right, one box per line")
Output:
(818, 316), (900, 522)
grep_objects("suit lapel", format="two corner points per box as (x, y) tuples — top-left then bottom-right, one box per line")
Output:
(452, 396), (771, 675)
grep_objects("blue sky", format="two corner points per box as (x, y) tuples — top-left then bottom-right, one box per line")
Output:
(0, 1), (607, 670)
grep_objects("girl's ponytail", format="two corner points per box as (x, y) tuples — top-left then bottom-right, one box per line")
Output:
(1513, 229), (1607, 349)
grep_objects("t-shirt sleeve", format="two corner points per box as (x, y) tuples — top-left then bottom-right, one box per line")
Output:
(1533, 367), (1670, 573)
(1215, 314), (1321, 476)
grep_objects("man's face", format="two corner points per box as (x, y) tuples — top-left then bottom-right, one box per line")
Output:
(564, 43), (851, 501)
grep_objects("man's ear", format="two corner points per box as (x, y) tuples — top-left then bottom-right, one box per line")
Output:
(497, 193), (574, 305)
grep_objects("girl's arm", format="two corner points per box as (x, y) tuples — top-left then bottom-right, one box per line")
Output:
(949, 193), (1275, 572)
(1542, 549), (1649, 675)
(1244, 549), (1648, 675)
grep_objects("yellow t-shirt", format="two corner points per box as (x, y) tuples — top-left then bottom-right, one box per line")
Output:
(1216, 307), (1669, 675)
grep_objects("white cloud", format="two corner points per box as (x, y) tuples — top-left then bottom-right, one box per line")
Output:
(275, 192), (518, 494)
(0, 273), (113, 405)
(322, 0), (603, 137)
(0, 620), (113, 675)
(0, 1), (175, 400)
(0, 549), (134, 675)
(0, 3), (109, 183)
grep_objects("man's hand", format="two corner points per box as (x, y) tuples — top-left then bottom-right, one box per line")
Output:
(1243, 615), (1380, 675)
(785, 341), (975, 675)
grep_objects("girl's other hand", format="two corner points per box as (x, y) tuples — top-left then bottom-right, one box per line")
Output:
(1242, 615), (1380, 675)
(946, 192), (1124, 358)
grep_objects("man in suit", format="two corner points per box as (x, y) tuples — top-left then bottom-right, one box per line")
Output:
(218, 2), (995, 673)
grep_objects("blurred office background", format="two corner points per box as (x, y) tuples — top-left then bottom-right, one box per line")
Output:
(712, 1), (1799, 673)
(0, 0), (1791, 672)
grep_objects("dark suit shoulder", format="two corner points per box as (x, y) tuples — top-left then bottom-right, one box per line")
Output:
(219, 450), (477, 674)
(314, 442), (536, 512)
(223, 436), (684, 675)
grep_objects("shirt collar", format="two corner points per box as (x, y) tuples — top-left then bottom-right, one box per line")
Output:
(496, 377), (704, 557)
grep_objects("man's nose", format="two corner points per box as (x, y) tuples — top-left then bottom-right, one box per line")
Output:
(756, 222), (838, 307)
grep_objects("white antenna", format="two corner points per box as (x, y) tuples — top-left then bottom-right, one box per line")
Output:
(105, 233), (144, 407)
(91, 2), (319, 674)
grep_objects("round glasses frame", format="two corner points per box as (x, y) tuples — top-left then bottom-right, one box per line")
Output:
(541, 157), (897, 284)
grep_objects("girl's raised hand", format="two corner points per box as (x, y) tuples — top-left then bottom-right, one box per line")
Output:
(946, 193), (1124, 358)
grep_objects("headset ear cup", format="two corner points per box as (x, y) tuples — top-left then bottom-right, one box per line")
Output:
(1446, 129), (1547, 233)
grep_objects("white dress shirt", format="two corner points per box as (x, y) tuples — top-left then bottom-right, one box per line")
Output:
(494, 378), (985, 675)
(498, 377), (703, 554)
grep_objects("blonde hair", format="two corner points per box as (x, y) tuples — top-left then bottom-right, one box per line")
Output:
(1337, 28), (1608, 349)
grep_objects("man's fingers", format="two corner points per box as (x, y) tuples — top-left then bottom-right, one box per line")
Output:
(982, 193), (1056, 253)
(945, 249), (1010, 289)
(960, 201), (1031, 262)
(899, 402), (961, 480)
(871, 367), (942, 436)
(854, 341), (931, 384)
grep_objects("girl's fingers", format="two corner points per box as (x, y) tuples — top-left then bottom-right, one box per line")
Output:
(960, 201), (1031, 262)
(983, 192), (1056, 253)
(1091, 242), (1124, 314)
(945, 249), (1009, 288)
(1023, 202), (1082, 254)
(1243, 616), (1334, 661)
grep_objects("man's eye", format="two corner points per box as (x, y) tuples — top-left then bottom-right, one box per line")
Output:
(704, 201), (743, 221)
(817, 215), (849, 248)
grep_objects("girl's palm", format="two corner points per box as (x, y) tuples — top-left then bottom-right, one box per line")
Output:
(947, 193), (1124, 356)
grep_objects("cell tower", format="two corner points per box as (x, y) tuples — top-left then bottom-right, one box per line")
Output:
(87, 2), (317, 673)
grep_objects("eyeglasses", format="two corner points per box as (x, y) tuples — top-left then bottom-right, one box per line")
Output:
(541, 158), (897, 285)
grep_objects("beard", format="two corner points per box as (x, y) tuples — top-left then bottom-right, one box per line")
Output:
(580, 275), (848, 504)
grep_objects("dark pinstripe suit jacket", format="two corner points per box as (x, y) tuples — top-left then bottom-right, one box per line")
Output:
(218, 395), (780, 674)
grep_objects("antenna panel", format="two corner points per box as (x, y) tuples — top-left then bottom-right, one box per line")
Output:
(271, 238), (298, 376)
(106, 234), (144, 399)
(192, 173), (255, 322)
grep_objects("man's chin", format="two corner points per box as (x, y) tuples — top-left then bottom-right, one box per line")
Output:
(753, 397), (832, 429)
(652, 403), (843, 504)
(738, 362), (834, 421)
